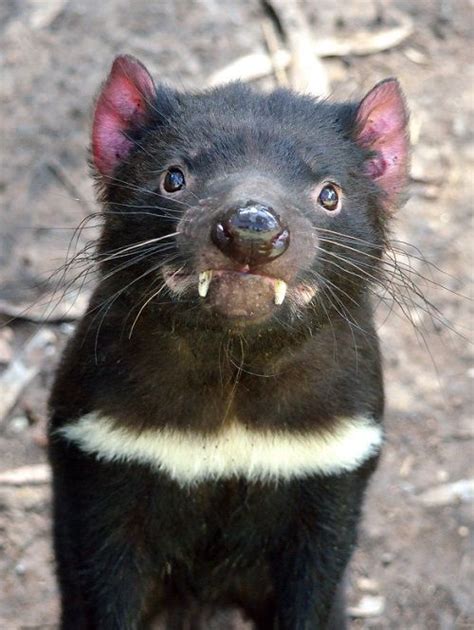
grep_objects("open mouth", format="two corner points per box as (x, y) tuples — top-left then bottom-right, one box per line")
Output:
(198, 269), (287, 320)
(163, 267), (288, 320)
(163, 266), (317, 321)
(198, 270), (287, 305)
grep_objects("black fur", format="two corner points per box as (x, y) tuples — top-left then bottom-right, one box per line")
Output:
(48, 63), (407, 629)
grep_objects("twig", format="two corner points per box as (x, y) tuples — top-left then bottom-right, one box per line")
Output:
(261, 0), (329, 96)
(0, 289), (89, 323)
(418, 479), (474, 507)
(46, 160), (94, 215)
(348, 595), (386, 618)
(0, 464), (51, 486)
(261, 18), (289, 87)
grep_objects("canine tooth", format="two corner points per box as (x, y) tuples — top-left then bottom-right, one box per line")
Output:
(198, 271), (212, 298)
(274, 280), (287, 305)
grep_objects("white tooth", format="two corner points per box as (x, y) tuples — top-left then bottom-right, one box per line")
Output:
(198, 271), (213, 298)
(274, 280), (287, 305)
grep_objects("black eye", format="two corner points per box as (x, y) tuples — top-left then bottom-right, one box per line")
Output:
(163, 167), (186, 193)
(318, 184), (340, 211)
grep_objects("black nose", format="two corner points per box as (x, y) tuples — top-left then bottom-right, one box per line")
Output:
(211, 202), (290, 266)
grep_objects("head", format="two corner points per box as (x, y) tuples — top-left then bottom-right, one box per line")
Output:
(91, 55), (409, 336)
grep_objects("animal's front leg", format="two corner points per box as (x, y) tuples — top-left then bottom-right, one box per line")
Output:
(270, 466), (375, 630)
(63, 541), (155, 630)
(51, 440), (160, 630)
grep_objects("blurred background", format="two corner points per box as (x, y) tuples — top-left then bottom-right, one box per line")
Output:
(0, 0), (473, 627)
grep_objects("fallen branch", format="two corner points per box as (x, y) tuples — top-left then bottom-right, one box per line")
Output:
(0, 327), (56, 421)
(209, 50), (290, 87)
(313, 9), (413, 57)
(261, 0), (329, 96)
(261, 18), (289, 87)
(0, 289), (89, 323)
(209, 9), (413, 87)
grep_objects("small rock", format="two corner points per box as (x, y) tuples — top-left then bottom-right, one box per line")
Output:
(8, 415), (29, 433)
(453, 115), (468, 138)
(60, 322), (76, 335)
(357, 577), (380, 594)
(15, 562), (27, 576)
(404, 47), (428, 65)
(436, 469), (449, 482)
(381, 552), (394, 566)
(399, 454), (414, 478)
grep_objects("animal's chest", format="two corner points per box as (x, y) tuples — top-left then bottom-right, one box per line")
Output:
(149, 477), (291, 583)
(60, 412), (383, 484)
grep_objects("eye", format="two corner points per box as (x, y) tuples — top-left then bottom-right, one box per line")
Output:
(317, 183), (340, 212)
(162, 167), (186, 193)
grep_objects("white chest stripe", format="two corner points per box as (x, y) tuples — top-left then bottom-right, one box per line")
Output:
(59, 414), (383, 484)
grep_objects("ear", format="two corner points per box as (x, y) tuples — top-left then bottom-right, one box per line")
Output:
(92, 55), (156, 177)
(353, 79), (409, 209)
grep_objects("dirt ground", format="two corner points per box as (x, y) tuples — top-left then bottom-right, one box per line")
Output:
(0, 0), (473, 628)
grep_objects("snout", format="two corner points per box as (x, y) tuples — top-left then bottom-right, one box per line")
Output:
(167, 179), (318, 323)
(211, 201), (290, 266)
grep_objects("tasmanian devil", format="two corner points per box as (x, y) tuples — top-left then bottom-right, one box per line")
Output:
(48, 54), (409, 629)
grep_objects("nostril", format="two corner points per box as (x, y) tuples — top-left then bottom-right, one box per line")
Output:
(271, 228), (290, 252)
(212, 221), (231, 247)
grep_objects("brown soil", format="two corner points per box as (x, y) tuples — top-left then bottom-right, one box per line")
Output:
(0, 1), (472, 628)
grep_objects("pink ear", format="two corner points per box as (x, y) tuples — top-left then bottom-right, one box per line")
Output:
(354, 79), (409, 208)
(92, 55), (155, 177)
